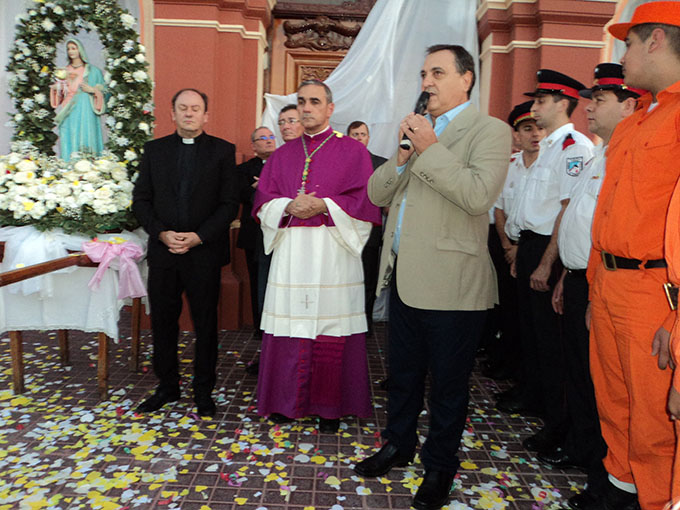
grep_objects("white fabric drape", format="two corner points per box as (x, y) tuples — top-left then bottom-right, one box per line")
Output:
(261, 0), (479, 159)
(0, 0), (142, 154)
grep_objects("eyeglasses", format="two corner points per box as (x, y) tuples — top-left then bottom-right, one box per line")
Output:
(254, 135), (276, 141)
(277, 118), (300, 126)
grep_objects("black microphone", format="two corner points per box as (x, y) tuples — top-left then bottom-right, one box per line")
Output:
(399, 91), (431, 150)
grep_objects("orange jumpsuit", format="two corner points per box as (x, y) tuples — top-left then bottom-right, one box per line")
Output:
(664, 175), (680, 506)
(588, 81), (680, 509)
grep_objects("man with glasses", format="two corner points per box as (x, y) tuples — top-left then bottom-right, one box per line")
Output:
(278, 104), (304, 142)
(237, 126), (277, 369)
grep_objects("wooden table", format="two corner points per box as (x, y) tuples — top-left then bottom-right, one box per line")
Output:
(1, 244), (142, 400)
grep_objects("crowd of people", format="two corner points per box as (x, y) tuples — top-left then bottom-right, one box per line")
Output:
(128, 2), (680, 509)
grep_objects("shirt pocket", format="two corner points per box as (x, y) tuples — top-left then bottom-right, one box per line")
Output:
(633, 128), (680, 183)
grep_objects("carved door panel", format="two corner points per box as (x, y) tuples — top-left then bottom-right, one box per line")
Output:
(269, 16), (361, 96)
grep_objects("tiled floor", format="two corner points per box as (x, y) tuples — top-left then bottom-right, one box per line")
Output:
(0, 319), (585, 510)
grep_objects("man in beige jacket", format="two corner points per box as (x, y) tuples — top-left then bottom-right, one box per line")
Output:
(354, 44), (511, 510)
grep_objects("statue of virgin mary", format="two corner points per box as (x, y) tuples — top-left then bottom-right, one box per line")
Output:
(49, 38), (107, 161)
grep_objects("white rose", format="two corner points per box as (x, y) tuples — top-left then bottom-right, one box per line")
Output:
(8, 153), (21, 165)
(16, 159), (37, 173)
(53, 183), (71, 197)
(132, 70), (147, 82)
(138, 122), (150, 135)
(29, 202), (47, 219)
(119, 181), (134, 193)
(115, 194), (131, 209)
(92, 200), (108, 215)
(83, 171), (100, 182)
(34, 93), (46, 104)
(77, 191), (94, 206)
(73, 160), (92, 173)
(135, 53), (146, 63)
(123, 150), (137, 162)
(62, 196), (77, 209)
(108, 80), (117, 89)
(121, 13), (136, 29)
(115, 122), (123, 130)
(53, 6), (64, 15)
(14, 113), (24, 122)
(94, 187), (113, 200)
(111, 167), (128, 181)
(41, 19), (55, 31)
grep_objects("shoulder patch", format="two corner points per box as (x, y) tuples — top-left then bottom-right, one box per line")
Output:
(566, 156), (583, 176)
(562, 134), (575, 151)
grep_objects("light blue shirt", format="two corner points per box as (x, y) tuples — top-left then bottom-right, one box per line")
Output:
(392, 101), (471, 254)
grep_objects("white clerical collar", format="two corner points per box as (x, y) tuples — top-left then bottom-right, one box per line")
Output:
(305, 126), (332, 138)
(182, 138), (195, 144)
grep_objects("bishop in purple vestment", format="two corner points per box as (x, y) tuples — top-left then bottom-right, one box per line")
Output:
(252, 80), (381, 432)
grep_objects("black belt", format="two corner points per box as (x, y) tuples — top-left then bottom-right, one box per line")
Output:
(566, 268), (587, 276)
(519, 230), (549, 241)
(601, 251), (667, 271)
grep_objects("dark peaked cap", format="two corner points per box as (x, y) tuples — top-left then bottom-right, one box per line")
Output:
(579, 63), (646, 99)
(525, 69), (586, 100)
(507, 101), (536, 128)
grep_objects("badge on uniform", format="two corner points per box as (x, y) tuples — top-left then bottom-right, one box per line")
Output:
(566, 157), (583, 176)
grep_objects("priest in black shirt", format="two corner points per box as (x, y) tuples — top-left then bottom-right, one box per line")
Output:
(133, 88), (238, 417)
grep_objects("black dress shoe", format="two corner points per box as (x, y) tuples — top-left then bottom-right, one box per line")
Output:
(269, 412), (294, 424)
(537, 446), (585, 470)
(568, 490), (600, 510)
(354, 443), (413, 477)
(597, 480), (639, 510)
(318, 418), (339, 433)
(195, 396), (216, 417)
(136, 388), (180, 413)
(412, 470), (455, 510)
(245, 361), (259, 376)
(496, 394), (541, 415)
(522, 428), (559, 452)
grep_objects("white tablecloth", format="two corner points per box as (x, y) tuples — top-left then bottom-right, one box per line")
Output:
(0, 226), (148, 341)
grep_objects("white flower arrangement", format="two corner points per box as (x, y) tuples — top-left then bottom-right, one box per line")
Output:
(0, 144), (138, 236)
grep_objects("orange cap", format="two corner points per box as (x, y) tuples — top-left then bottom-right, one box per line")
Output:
(609, 1), (680, 41)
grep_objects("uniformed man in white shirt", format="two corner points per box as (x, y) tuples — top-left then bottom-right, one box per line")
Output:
(503, 69), (594, 456)
(545, 64), (643, 510)
(489, 101), (545, 394)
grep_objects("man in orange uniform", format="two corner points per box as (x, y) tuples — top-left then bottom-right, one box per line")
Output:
(588, 3), (680, 508)
(665, 162), (680, 509)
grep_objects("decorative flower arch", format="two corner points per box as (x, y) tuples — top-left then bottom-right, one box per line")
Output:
(5, 0), (154, 170)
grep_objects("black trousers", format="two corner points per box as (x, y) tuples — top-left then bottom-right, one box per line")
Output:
(515, 231), (566, 436)
(148, 259), (222, 396)
(484, 224), (521, 375)
(257, 251), (272, 318)
(562, 270), (607, 493)
(383, 268), (487, 473)
(362, 226), (382, 331)
(244, 248), (261, 329)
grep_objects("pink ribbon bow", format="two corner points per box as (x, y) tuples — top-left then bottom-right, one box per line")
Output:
(83, 240), (146, 299)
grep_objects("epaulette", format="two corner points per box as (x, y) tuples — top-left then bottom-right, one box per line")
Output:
(562, 134), (575, 150)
